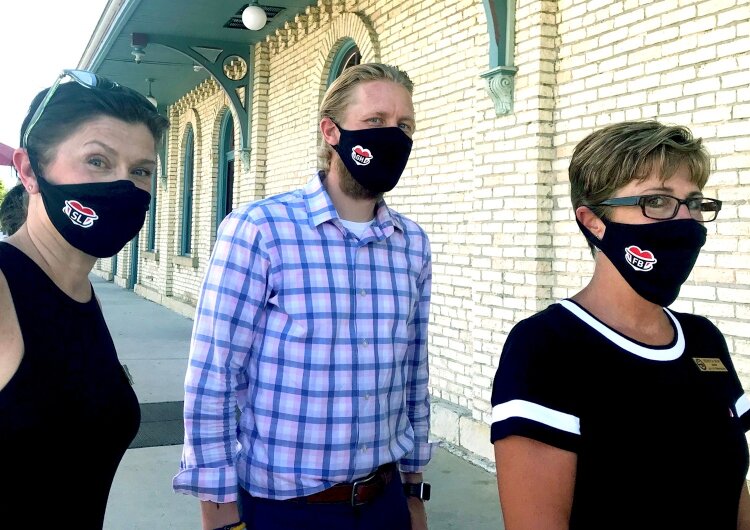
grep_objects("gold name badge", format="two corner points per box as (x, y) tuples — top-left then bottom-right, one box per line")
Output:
(693, 358), (728, 372)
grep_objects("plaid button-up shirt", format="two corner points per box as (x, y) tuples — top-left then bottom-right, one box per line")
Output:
(173, 173), (433, 502)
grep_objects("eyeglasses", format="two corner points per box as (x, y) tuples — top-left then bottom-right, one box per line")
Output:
(592, 194), (722, 222)
(22, 69), (120, 149)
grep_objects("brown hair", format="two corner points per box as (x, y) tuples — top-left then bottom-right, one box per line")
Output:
(569, 121), (710, 253)
(0, 183), (29, 236)
(318, 63), (414, 171)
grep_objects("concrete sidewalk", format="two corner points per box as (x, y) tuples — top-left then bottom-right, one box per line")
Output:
(95, 275), (502, 530)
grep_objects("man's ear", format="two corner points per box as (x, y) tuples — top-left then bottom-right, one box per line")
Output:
(13, 149), (39, 195)
(320, 117), (340, 147)
(575, 206), (605, 240)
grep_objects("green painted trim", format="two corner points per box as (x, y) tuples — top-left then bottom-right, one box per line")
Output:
(128, 234), (139, 290)
(327, 39), (357, 87)
(180, 127), (194, 256)
(147, 172), (157, 251)
(85, 0), (143, 70)
(482, 0), (516, 67)
(147, 34), (251, 150)
(480, 65), (519, 115)
(216, 113), (235, 230)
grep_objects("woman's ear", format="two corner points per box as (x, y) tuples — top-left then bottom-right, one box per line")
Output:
(13, 149), (39, 195)
(576, 206), (605, 240)
(319, 117), (340, 147)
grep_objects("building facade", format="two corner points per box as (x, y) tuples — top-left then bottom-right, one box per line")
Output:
(91, 0), (750, 463)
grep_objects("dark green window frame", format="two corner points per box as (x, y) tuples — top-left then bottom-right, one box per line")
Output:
(216, 112), (235, 230)
(180, 127), (194, 256)
(327, 39), (361, 87)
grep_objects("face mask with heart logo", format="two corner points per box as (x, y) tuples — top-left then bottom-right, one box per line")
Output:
(36, 175), (150, 258)
(576, 217), (707, 307)
(332, 121), (413, 193)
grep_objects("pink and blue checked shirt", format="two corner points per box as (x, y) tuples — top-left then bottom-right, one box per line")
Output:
(172, 173), (433, 502)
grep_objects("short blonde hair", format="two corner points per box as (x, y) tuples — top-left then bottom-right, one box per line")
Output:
(318, 63), (413, 171)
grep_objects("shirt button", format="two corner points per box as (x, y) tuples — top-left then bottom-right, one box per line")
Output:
(359, 289), (367, 296)
(362, 339), (368, 346)
(361, 445), (367, 452)
(365, 394), (371, 400)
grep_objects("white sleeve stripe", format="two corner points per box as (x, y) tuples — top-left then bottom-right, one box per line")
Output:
(736, 394), (750, 417)
(491, 399), (581, 435)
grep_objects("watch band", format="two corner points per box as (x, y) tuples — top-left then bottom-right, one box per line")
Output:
(213, 523), (246, 530)
(403, 481), (431, 501)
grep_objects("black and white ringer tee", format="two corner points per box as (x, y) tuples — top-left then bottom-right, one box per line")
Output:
(491, 299), (750, 529)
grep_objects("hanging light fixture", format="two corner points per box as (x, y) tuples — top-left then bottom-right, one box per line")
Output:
(242, 1), (267, 31)
(145, 78), (158, 107)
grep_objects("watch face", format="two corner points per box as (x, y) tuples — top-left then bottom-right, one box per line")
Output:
(404, 482), (431, 501)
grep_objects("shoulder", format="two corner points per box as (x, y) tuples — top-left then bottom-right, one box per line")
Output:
(231, 188), (305, 225)
(390, 209), (427, 238)
(503, 303), (576, 353)
(494, 304), (579, 385)
(668, 309), (726, 347)
(217, 189), (308, 244)
(387, 209), (431, 261)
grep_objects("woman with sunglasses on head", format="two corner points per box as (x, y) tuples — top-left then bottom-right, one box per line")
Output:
(0, 70), (169, 527)
(491, 121), (750, 530)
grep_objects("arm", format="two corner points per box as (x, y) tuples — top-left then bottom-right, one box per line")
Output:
(495, 436), (576, 530)
(738, 481), (750, 530)
(201, 500), (241, 530)
(172, 214), (270, 522)
(403, 471), (428, 530)
(400, 241), (433, 529)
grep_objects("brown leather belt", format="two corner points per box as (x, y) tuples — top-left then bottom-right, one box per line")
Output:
(288, 463), (395, 506)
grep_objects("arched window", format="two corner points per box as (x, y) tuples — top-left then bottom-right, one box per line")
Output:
(146, 166), (158, 252)
(217, 113), (235, 228)
(146, 140), (166, 252)
(327, 39), (361, 87)
(180, 127), (194, 255)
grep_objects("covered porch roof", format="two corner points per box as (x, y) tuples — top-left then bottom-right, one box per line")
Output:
(78, 0), (318, 147)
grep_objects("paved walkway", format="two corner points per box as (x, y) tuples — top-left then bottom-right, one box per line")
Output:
(95, 275), (502, 529)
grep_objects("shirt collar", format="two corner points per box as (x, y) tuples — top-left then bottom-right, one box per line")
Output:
(304, 171), (404, 233)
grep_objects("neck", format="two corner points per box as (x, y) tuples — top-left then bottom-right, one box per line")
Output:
(571, 252), (672, 342)
(12, 202), (95, 302)
(323, 169), (377, 222)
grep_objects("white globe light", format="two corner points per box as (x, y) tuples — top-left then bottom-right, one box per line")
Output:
(242, 5), (267, 31)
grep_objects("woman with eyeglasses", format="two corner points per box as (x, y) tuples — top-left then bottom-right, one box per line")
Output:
(0, 70), (169, 526)
(490, 121), (750, 529)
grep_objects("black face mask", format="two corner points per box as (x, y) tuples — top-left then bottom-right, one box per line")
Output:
(332, 123), (413, 193)
(36, 175), (150, 258)
(577, 217), (707, 307)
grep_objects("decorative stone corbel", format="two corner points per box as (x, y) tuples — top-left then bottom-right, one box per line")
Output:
(480, 65), (518, 116)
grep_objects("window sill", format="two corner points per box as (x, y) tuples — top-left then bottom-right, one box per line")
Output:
(173, 254), (198, 269)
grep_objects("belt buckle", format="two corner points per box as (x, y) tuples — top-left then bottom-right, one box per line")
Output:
(350, 471), (377, 507)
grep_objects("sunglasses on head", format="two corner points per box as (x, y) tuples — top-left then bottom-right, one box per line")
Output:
(22, 69), (120, 149)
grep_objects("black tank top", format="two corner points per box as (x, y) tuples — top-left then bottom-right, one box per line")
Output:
(0, 242), (140, 528)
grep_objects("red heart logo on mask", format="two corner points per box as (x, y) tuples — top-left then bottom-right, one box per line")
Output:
(354, 146), (372, 158)
(68, 200), (96, 216)
(626, 245), (654, 260)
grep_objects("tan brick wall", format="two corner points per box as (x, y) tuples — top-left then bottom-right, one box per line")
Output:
(112, 0), (750, 462)
(553, 0), (750, 385)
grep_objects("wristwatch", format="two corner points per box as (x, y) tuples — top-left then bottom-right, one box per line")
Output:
(213, 523), (246, 530)
(403, 481), (431, 501)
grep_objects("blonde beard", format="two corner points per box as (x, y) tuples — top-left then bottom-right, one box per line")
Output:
(333, 155), (383, 202)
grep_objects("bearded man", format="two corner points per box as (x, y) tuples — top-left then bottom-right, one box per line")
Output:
(174, 63), (434, 530)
